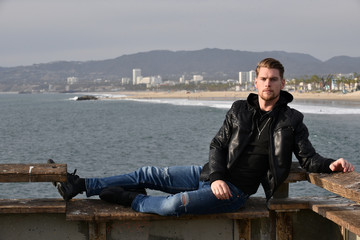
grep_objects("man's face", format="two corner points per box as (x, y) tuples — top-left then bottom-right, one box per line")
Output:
(255, 67), (285, 103)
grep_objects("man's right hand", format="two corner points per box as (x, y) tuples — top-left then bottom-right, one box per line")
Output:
(211, 180), (233, 200)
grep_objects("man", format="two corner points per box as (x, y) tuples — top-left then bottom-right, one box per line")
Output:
(51, 58), (354, 216)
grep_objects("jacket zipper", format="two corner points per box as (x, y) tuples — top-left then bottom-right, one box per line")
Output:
(268, 117), (277, 198)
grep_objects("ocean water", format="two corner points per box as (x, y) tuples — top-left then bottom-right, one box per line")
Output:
(0, 93), (359, 199)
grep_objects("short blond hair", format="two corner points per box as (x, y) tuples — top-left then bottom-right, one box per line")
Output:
(256, 58), (285, 79)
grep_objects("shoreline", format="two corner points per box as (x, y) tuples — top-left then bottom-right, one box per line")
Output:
(2, 90), (359, 102)
(103, 90), (360, 102)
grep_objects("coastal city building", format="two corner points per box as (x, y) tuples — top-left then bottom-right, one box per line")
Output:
(131, 68), (163, 87)
(193, 75), (203, 83)
(239, 70), (255, 90)
(10, 64), (357, 93)
(67, 77), (78, 85)
(121, 77), (131, 85)
(249, 70), (256, 83)
(137, 75), (162, 87)
(132, 69), (142, 85)
(179, 75), (185, 83)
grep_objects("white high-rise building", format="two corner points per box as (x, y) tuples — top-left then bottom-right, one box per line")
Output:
(239, 70), (256, 90)
(132, 69), (142, 85)
(239, 70), (256, 84)
(249, 70), (256, 82)
(239, 72), (249, 85)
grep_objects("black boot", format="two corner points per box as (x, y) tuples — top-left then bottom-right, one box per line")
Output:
(99, 186), (146, 207)
(48, 159), (86, 201)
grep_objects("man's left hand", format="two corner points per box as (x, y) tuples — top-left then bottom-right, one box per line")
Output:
(329, 158), (355, 172)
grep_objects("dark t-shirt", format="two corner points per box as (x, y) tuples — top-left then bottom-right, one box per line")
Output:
(228, 110), (271, 194)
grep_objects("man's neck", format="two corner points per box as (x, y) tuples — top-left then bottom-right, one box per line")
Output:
(258, 98), (278, 111)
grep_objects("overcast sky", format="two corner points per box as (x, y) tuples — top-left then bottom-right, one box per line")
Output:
(1, 0), (359, 67)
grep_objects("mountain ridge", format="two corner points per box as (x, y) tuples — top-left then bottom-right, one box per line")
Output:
(0, 48), (359, 86)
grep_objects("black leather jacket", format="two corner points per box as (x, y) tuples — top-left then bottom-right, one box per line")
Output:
(200, 91), (335, 200)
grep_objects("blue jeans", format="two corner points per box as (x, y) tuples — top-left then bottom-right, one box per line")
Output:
(85, 165), (249, 216)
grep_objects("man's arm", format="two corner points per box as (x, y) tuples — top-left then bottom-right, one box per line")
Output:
(291, 111), (338, 173)
(207, 103), (235, 184)
(208, 102), (239, 200)
(329, 158), (354, 172)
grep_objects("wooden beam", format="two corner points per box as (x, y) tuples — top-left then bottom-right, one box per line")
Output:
(307, 172), (360, 203)
(237, 219), (251, 240)
(275, 162), (307, 199)
(89, 222), (106, 240)
(276, 212), (293, 240)
(0, 198), (66, 214)
(0, 164), (67, 182)
(310, 201), (360, 237)
(66, 198), (269, 222)
(268, 196), (354, 211)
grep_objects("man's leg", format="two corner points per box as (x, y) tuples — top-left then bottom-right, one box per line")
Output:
(86, 165), (202, 197)
(132, 181), (249, 216)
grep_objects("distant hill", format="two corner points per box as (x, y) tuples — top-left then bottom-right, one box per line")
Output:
(324, 56), (360, 73)
(0, 49), (359, 86)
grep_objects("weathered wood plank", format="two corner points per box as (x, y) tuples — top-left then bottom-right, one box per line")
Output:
(89, 222), (106, 240)
(270, 197), (360, 239)
(307, 171), (360, 203)
(274, 162), (307, 199)
(269, 198), (309, 211)
(276, 212), (293, 240)
(311, 202), (360, 236)
(0, 164), (67, 182)
(268, 196), (354, 211)
(0, 198), (66, 214)
(66, 198), (269, 222)
(237, 219), (251, 240)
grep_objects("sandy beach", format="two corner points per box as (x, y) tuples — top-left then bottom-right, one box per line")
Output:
(105, 90), (360, 102)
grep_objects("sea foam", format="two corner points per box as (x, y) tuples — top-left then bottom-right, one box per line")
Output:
(122, 98), (360, 115)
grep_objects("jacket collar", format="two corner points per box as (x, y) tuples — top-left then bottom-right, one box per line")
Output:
(246, 90), (293, 111)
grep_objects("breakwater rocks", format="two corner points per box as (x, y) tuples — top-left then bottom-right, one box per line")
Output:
(76, 95), (98, 101)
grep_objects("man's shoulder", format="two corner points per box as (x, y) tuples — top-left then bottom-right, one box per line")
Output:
(286, 106), (303, 116)
(231, 99), (248, 108)
(229, 100), (249, 112)
(283, 105), (304, 123)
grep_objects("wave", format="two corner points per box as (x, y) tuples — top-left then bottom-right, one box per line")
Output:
(289, 103), (360, 115)
(119, 98), (360, 115)
(128, 98), (233, 109)
(68, 94), (127, 101)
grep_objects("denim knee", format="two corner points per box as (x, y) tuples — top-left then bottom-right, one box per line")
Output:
(131, 194), (185, 216)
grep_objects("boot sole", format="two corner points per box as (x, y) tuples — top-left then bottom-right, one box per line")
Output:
(47, 159), (68, 200)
